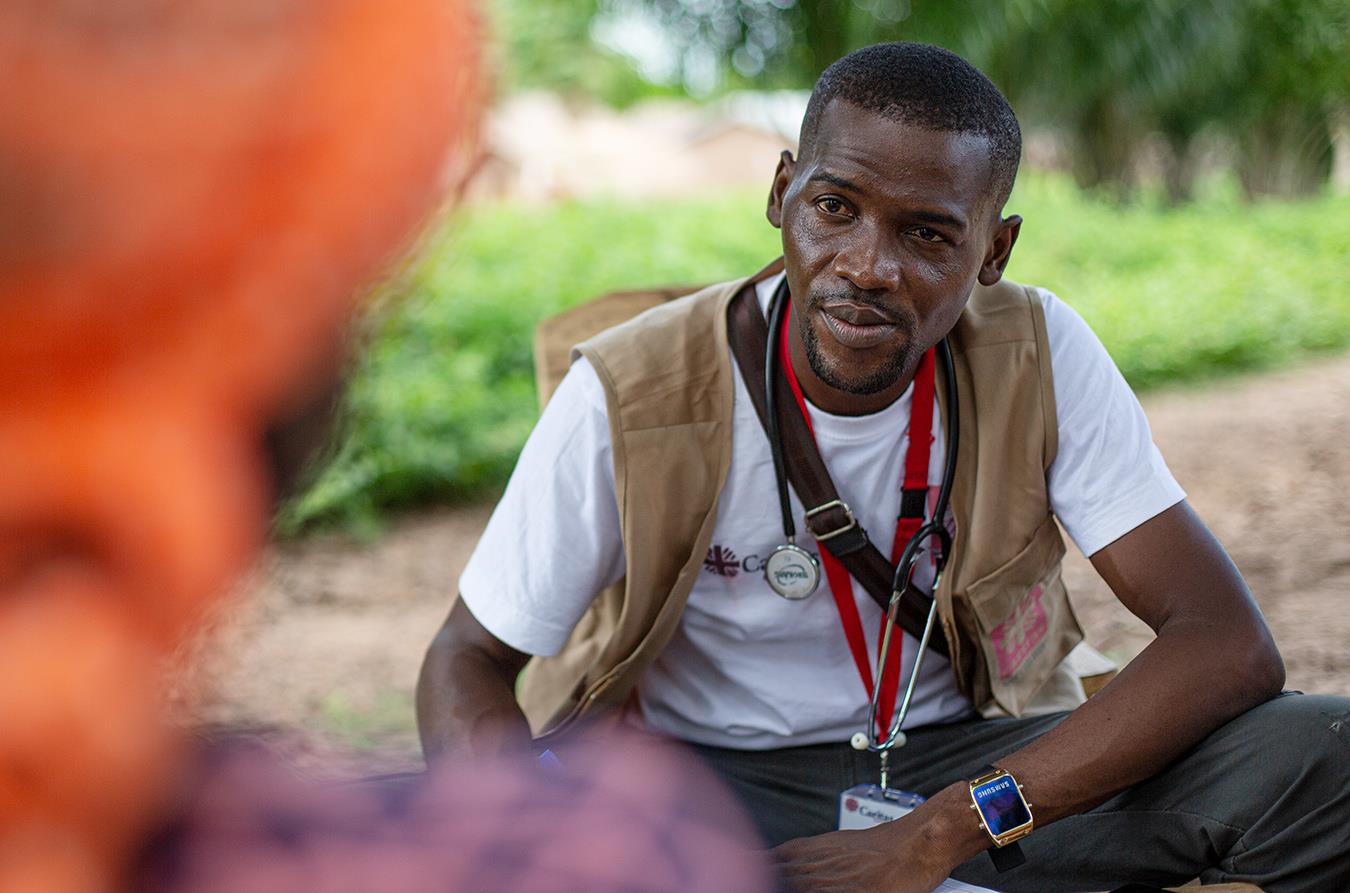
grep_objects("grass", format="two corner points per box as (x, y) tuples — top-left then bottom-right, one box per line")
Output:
(281, 174), (1350, 533)
(1004, 176), (1350, 389)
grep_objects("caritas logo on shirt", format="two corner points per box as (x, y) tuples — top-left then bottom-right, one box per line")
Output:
(703, 545), (820, 579)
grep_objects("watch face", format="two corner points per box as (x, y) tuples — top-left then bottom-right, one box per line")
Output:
(971, 775), (1032, 837)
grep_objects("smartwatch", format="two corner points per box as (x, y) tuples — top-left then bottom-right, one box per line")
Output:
(968, 764), (1033, 871)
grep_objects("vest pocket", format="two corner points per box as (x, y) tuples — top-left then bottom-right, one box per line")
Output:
(963, 515), (1083, 716)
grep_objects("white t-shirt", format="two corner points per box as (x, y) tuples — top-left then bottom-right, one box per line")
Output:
(460, 273), (1185, 749)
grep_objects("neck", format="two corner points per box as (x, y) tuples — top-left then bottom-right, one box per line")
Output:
(786, 324), (918, 416)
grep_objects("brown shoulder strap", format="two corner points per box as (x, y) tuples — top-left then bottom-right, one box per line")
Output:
(726, 284), (948, 658)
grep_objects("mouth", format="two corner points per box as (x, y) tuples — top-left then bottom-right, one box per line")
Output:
(817, 301), (899, 350)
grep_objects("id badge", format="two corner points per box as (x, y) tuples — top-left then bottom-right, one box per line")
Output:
(837, 784), (925, 830)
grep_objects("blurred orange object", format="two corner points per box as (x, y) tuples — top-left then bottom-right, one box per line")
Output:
(0, 1), (482, 888)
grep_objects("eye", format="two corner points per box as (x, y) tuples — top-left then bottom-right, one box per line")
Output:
(814, 196), (851, 217)
(910, 226), (944, 243)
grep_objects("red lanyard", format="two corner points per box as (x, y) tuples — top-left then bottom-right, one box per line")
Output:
(779, 303), (936, 736)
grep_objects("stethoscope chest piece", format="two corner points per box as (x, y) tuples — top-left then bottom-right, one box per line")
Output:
(763, 543), (820, 600)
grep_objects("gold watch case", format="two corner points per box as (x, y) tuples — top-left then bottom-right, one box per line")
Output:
(967, 767), (1035, 847)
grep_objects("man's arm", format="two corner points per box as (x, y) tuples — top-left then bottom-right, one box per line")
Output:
(416, 597), (534, 763)
(775, 501), (1285, 890)
(416, 357), (624, 765)
(979, 501), (1284, 819)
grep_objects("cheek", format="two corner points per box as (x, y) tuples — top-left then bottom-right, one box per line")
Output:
(904, 246), (967, 285)
(936, 298), (967, 335)
(915, 288), (970, 344)
(783, 204), (835, 260)
(905, 250), (979, 325)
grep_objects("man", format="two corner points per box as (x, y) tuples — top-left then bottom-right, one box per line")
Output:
(417, 43), (1349, 892)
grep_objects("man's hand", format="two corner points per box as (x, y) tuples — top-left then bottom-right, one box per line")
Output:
(415, 597), (534, 764)
(774, 820), (964, 893)
(774, 826), (947, 893)
(772, 787), (989, 893)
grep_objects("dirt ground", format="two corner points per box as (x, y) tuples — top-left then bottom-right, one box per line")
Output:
(187, 354), (1350, 778)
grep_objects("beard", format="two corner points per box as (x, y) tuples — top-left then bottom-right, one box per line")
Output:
(798, 291), (921, 396)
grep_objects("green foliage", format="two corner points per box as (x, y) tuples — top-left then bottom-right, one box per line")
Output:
(488, 0), (684, 106)
(1004, 174), (1350, 387)
(279, 194), (780, 533)
(586, 1), (1350, 198)
(484, 1), (1347, 197)
(596, 0), (963, 91)
(972, 0), (1349, 200)
(282, 177), (1350, 532)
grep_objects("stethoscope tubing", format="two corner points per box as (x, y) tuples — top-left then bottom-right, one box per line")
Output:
(764, 280), (960, 754)
(765, 281), (798, 541)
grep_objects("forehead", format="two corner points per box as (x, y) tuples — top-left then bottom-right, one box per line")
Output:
(802, 99), (995, 214)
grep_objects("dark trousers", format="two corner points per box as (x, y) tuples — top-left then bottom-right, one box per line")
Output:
(690, 692), (1350, 893)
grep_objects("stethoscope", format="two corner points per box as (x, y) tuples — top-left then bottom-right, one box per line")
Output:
(762, 278), (960, 779)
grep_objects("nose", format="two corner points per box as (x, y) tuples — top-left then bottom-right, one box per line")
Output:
(832, 222), (900, 293)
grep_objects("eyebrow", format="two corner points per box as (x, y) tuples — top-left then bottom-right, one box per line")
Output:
(910, 207), (968, 231)
(806, 171), (862, 193)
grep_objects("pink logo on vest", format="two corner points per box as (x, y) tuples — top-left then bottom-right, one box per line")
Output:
(991, 584), (1049, 680)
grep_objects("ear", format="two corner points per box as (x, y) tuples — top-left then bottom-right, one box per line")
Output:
(977, 214), (1022, 286)
(766, 150), (796, 229)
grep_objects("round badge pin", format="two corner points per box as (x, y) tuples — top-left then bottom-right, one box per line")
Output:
(763, 544), (821, 600)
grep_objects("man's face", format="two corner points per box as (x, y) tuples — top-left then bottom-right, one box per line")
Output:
(767, 99), (1019, 414)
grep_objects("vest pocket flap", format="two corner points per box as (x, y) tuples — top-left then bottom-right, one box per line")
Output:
(963, 516), (1082, 715)
(964, 515), (1066, 600)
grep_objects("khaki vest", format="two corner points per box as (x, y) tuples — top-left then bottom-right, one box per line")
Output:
(519, 261), (1092, 739)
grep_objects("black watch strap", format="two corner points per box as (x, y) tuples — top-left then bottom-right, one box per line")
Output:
(987, 840), (1026, 871)
(974, 765), (1028, 873)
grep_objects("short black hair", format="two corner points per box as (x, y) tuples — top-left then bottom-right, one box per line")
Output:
(798, 42), (1022, 212)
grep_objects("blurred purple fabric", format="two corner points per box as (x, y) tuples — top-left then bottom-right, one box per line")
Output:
(135, 731), (776, 892)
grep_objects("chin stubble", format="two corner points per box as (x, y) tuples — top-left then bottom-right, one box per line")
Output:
(799, 311), (920, 397)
